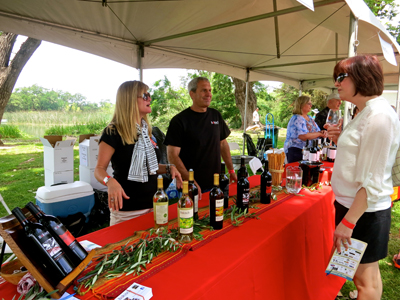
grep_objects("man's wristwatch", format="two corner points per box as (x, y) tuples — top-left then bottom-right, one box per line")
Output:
(103, 176), (112, 186)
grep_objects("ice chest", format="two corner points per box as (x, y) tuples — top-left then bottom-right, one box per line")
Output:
(35, 181), (95, 220)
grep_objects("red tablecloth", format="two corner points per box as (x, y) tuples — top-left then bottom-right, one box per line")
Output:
(1, 176), (344, 300)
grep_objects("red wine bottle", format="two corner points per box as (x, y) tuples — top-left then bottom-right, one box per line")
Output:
(26, 202), (88, 267)
(260, 159), (272, 204)
(210, 174), (224, 230)
(219, 162), (230, 209)
(188, 169), (199, 221)
(327, 142), (337, 162)
(12, 207), (73, 282)
(236, 156), (250, 211)
(309, 140), (318, 163)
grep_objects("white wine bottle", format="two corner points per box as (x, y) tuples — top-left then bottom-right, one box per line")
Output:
(177, 181), (194, 243)
(153, 175), (169, 234)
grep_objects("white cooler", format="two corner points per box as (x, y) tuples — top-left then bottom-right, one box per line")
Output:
(35, 181), (95, 220)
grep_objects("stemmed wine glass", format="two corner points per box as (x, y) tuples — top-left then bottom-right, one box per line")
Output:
(325, 109), (342, 145)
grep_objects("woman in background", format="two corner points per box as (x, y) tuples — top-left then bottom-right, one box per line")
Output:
(327, 55), (400, 300)
(95, 81), (182, 226)
(284, 95), (326, 163)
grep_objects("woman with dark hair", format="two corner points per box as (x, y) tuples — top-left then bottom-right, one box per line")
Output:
(283, 95), (326, 163)
(327, 55), (400, 299)
(94, 81), (182, 226)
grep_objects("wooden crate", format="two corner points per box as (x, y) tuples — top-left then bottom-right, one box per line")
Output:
(0, 209), (95, 299)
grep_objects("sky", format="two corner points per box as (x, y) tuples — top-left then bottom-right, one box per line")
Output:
(12, 39), (282, 104)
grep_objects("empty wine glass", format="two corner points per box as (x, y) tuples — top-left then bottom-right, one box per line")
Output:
(326, 109), (342, 127)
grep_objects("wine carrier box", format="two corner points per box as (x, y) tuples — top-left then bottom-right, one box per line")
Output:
(44, 169), (74, 187)
(40, 136), (76, 172)
(79, 134), (100, 168)
(35, 181), (95, 220)
(0, 209), (96, 299)
(79, 164), (113, 192)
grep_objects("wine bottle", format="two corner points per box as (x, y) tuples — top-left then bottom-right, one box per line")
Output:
(321, 138), (328, 161)
(236, 156), (250, 211)
(237, 155), (248, 179)
(317, 139), (322, 161)
(219, 162), (230, 209)
(309, 140), (318, 163)
(302, 140), (309, 161)
(327, 142), (337, 163)
(25, 202), (87, 268)
(188, 169), (199, 221)
(260, 159), (272, 204)
(12, 207), (73, 282)
(209, 174), (224, 230)
(177, 181), (194, 243)
(153, 175), (169, 234)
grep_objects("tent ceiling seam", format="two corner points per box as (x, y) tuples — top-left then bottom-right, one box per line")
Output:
(0, 10), (137, 46)
(253, 3), (347, 68)
(106, 4), (138, 41)
(143, 0), (344, 46)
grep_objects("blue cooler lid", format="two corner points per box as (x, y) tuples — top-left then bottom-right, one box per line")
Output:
(36, 181), (94, 203)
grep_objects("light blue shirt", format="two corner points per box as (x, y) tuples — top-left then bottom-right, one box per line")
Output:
(284, 114), (320, 153)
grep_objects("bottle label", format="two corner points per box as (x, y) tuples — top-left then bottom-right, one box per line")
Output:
(178, 208), (193, 234)
(243, 188), (250, 204)
(329, 149), (337, 159)
(302, 150), (309, 161)
(37, 232), (63, 258)
(309, 153), (317, 162)
(322, 147), (327, 155)
(215, 199), (224, 221)
(194, 195), (199, 213)
(58, 229), (75, 246)
(155, 202), (168, 225)
(266, 183), (272, 195)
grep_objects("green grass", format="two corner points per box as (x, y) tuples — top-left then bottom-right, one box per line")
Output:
(3, 110), (113, 125)
(45, 121), (108, 136)
(0, 124), (29, 138)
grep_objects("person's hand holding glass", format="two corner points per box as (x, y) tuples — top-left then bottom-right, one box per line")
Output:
(324, 109), (342, 145)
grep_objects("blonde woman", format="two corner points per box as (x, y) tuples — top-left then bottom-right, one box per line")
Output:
(283, 95), (326, 163)
(95, 81), (182, 226)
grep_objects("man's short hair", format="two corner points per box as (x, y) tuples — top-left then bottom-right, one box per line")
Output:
(327, 93), (340, 103)
(188, 77), (210, 93)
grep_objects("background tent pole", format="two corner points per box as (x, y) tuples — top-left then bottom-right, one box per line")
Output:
(344, 12), (357, 126)
(138, 45), (144, 82)
(396, 64), (400, 119)
(299, 81), (303, 96)
(242, 69), (250, 155)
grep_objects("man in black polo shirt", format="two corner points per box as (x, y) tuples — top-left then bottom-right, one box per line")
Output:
(164, 77), (237, 197)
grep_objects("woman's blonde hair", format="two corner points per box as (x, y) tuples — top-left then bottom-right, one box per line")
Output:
(292, 96), (311, 115)
(106, 81), (151, 145)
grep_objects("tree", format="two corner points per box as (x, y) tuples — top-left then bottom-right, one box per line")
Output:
(364, 0), (400, 43)
(231, 77), (257, 130)
(0, 32), (41, 143)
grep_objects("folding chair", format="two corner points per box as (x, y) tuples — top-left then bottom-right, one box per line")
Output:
(249, 157), (264, 175)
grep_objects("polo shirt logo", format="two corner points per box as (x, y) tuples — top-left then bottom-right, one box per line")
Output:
(211, 121), (219, 125)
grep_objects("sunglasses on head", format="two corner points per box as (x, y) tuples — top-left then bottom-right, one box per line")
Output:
(140, 92), (151, 101)
(335, 73), (348, 83)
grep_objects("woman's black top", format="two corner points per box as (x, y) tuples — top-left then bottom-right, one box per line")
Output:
(100, 126), (161, 211)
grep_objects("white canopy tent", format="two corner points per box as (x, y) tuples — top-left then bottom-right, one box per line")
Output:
(0, 0), (399, 149)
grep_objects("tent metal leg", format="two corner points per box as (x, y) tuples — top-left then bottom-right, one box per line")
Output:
(242, 69), (250, 155)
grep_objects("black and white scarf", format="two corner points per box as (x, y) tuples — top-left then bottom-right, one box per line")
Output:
(127, 119), (158, 182)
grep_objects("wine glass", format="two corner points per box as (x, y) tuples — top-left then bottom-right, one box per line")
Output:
(326, 109), (342, 127)
(325, 109), (342, 145)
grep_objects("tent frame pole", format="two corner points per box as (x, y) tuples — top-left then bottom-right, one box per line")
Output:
(343, 12), (357, 127)
(138, 44), (144, 81)
(242, 69), (250, 155)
